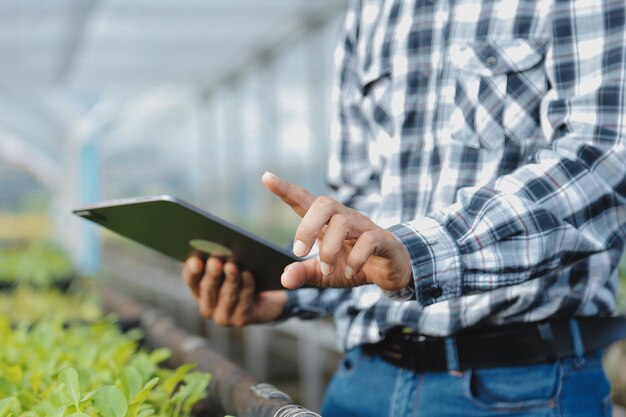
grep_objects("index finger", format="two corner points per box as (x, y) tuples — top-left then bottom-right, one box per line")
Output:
(262, 171), (315, 218)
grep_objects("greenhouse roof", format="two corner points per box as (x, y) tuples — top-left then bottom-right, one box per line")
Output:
(0, 0), (344, 188)
(0, 0), (341, 88)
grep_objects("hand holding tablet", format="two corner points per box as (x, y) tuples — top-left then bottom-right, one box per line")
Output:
(74, 173), (413, 314)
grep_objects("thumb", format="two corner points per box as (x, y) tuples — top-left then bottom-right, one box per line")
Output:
(281, 258), (323, 289)
(262, 171), (315, 218)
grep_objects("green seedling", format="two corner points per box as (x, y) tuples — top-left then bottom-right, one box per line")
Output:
(0, 318), (210, 417)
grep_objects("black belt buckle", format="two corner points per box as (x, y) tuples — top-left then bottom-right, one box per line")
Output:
(373, 328), (422, 371)
(402, 330), (430, 372)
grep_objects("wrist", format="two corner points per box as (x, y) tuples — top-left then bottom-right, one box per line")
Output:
(256, 290), (289, 323)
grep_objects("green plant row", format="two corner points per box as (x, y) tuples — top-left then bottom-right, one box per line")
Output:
(0, 242), (75, 288)
(0, 287), (101, 323)
(0, 317), (210, 417)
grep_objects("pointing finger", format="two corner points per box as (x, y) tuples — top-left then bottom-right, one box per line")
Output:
(262, 171), (315, 218)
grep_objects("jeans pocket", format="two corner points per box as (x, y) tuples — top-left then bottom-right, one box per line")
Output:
(463, 361), (562, 413)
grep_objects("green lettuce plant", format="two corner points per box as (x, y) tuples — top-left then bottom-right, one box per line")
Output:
(0, 317), (211, 417)
(0, 287), (101, 323)
(0, 242), (75, 288)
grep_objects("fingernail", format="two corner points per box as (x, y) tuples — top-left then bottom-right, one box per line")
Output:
(320, 262), (332, 276)
(345, 266), (354, 279)
(189, 261), (201, 274)
(262, 171), (278, 181)
(208, 262), (217, 276)
(293, 240), (307, 257)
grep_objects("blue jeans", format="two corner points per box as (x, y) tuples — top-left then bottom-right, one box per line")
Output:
(321, 347), (612, 417)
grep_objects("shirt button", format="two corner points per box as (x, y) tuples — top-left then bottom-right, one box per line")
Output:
(485, 56), (498, 67)
(426, 286), (443, 299)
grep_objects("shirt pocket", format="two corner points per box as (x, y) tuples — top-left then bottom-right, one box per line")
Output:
(449, 39), (547, 150)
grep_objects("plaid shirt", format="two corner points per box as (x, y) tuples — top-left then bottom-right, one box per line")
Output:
(286, 0), (626, 351)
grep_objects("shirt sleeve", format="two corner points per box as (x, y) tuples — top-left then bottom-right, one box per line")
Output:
(281, 287), (353, 320)
(388, 1), (626, 307)
(282, 0), (376, 319)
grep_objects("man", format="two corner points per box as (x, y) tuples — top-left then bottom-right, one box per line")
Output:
(183, 0), (626, 415)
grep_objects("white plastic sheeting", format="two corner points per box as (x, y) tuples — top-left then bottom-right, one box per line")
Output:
(0, 0), (340, 87)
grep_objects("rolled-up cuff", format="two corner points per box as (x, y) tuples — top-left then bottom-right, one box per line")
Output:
(388, 217), (462, 307)
(277, 288), (326, 320)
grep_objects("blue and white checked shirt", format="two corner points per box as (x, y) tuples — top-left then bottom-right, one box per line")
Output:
(286, 0), (626, 351)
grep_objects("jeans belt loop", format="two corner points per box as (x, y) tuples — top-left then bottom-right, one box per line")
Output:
(444, 337), (462, 376)
(537, 321), (557, 361)
(568, 319), (586, 369)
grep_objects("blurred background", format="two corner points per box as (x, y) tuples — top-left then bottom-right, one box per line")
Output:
(0, 0), (346, 412)
(0, 0), (343, 262)
(3, 1), (626, 415)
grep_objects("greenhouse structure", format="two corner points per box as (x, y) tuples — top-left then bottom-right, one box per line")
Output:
(3, 1), (626, 417)
(0, 1), (345, 415)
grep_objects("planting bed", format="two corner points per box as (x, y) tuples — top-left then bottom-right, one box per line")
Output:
(0, 283), (319, 417)
(0, 283), (211, 417)
(0, 240), (319, 417)
(100, 287), (320, 417)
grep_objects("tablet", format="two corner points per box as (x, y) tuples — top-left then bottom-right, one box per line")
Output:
(73, 195), (299, 291)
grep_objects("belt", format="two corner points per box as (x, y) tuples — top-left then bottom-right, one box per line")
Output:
(362, 316), (626, 372)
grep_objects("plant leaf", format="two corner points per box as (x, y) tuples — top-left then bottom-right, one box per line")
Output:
(93, 386), (128, 417)
(161, 364), (195, 397)
(67, 413), (90, 417)
(121, 366), (143, 402)
(137, 377), (159, 403)
(126, 378), (159, 417)
(59, 368), (81, 411)
(80, 391), (95, 403)
(0, 397), (16, 417)
(147, 348), (170, 365)
(129, 355), (154, 383)
(136, 408), (155, 417)
(177, 372), (211, 416)
(46, 407), (66, 417)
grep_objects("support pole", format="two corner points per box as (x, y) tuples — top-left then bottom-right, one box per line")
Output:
(78, 139), (100, 274)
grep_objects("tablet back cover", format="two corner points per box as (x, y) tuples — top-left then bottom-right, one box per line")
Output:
(74, 195), (297, 291)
